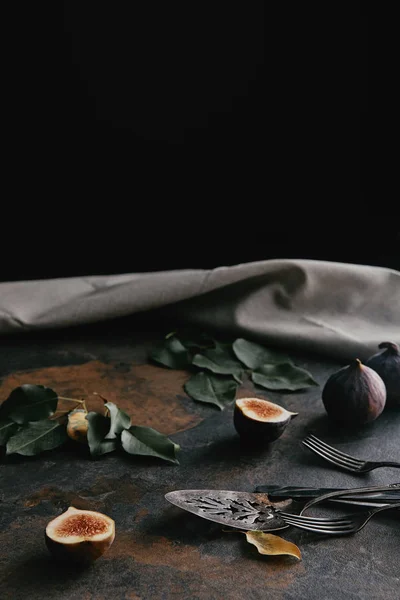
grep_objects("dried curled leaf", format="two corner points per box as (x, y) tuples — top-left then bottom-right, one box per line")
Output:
(245, 531), (302, 560)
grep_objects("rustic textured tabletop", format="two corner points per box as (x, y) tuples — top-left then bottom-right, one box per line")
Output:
(0, 317), (399, 600)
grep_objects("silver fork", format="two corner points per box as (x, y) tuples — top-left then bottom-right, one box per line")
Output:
(302, 434), (400, 473)
(278, 502), (400, 535)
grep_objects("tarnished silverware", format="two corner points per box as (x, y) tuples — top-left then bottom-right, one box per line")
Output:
(165, 485), (399, 531)
(278, 502), (400, 535)
(302, 434), (400, 473)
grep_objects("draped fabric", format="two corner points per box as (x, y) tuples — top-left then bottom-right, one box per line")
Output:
(1, 260), (398, 362)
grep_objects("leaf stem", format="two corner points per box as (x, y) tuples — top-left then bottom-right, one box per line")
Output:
(54, 399), (88, 417)
(52, 403), (85, 417)
(92, 392), (111, 416)
(58, 396), (85, 404)
(93, 392), (110, 403)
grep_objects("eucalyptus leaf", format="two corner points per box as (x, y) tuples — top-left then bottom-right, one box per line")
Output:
(86, 412), (117, 457)
(104, 402), (131, 439)
(184, 372), (238, 410)
(233, 338), (290, 369)
(252, 362), (318, 391)
(0, 419), (19, 446)
(6, 420), (67, 456)
(150, 336), (191, 369)
(121, 426), (180, 464)
(0, 384), (58, 424)
(192, 344), (243, 383)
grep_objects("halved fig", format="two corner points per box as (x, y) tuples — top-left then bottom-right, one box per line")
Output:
(45, 506), (115, 563)
(66, 409), (88, 443)
(234, 397), (298, 443)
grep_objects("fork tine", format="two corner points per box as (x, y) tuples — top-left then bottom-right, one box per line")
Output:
(305, 434), (363, 465)
(280, 520), (354, 534)
(305, 435), (363, 465)
(281, 501), (400, 535)
(302, 438), (353, 466)
(279, 512), (353, 525)
(302, 438), (360, 469)
(281, 518), (353, 531)
(302, 439), (357, 470)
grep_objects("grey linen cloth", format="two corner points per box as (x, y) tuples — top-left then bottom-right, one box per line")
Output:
(0, 259), (399, 361)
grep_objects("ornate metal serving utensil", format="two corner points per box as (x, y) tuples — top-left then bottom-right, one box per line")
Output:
(165, 485), (399, 531)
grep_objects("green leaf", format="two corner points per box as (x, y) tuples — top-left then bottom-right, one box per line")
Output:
(6, 420), (67, 456)
(184, 372), (238, 410)
(233, 338), (290, 369)
(252, 362), (319, 391)
(192, 344), (243, 383)
(0, 419), (19, 446)
(86, 412), (117, 457)
(0, 384), (58, 424)
(179, 331), (216, 351)
(165, 331), (176, 339)
(104, 402), (131, 439)
(150, 336), (191, 369)
(121, 426), (180, 464)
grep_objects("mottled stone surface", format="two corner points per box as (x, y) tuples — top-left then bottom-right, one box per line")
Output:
(0, 320), (399, 599)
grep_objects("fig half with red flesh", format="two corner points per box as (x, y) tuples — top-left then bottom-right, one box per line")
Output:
(234, 397), (298, 443)
(45, 507), (115, 564)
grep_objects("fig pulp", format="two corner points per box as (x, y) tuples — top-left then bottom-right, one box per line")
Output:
(234, 397), (298, 443)
(45, 507), (115, 563)
(366, 342), (400, 407)
(322, 358), (386, 427)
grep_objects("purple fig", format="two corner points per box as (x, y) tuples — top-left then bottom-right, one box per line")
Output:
(322, 359), (386, 427)
(366, 342), (400, 408)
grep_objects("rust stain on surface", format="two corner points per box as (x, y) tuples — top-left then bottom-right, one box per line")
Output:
(0, 361), (203, 435)
(0, 515), (302, 598)
(24, 476), (144, 513)
(108, 531), (304, 589)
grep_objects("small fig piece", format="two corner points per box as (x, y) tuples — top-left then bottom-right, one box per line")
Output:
(234, 397), (298, 443)
(45, 506), (115, 564)
(67, 409), (88, 443)
(322, 358), (386, 427)
(366, 342), (400, 407)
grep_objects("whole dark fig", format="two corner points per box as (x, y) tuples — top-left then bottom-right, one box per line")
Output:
(322, 358), (386, 427)
(366, 342), (400, 407)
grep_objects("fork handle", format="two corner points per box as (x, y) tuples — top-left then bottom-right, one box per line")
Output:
(300, 485), (399, 514)
(375, 462), (400, 468)
(367, 502), (400, 517)
(369, 502), (400, 515)
(255, 484), (400, 502)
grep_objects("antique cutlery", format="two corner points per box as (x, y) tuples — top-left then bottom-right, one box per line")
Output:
(165, 485), (399, 532)
(278, 502), (400, 535)
(302, 434), (400, 473)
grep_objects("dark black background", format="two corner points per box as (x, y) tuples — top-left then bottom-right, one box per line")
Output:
(3, 2), (393, 281)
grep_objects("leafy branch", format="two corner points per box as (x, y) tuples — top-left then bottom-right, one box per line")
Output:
(150, 333), (318, 409)
(0, 385), (179, 464)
